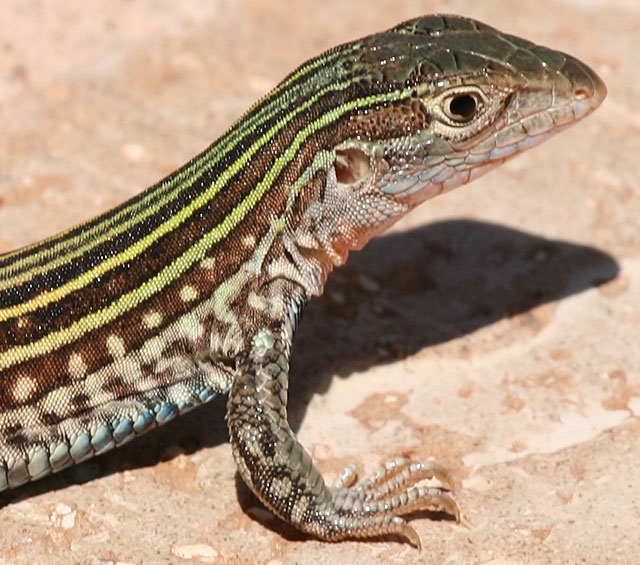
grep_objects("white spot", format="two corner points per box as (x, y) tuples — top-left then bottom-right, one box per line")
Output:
(41, 387), (73, 415)
(291, 495), (312, 524)
(242, 234), (256, 248)
(142, 310), (163, 329)
(13, 375), (37, 402)
(106, 335), (126, 358)
(200, 257), (216, 270)
(247, 292), (268, 312)
(180, 285), (198, 302)
(268, 475), (293, 498)
(68, 353), (87, 380)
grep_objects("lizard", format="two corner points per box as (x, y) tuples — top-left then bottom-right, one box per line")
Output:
(0, 15), (605, 547)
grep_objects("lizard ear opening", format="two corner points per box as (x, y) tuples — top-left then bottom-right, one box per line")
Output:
(334, 147), (372, 185)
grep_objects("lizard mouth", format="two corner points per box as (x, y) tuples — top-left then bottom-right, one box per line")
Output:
(391, 127), (557, 205)
(436, 125), (562, 197)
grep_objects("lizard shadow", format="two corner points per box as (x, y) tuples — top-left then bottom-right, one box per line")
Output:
(289, 218), (620, 405)
(0, 219), (620, 509)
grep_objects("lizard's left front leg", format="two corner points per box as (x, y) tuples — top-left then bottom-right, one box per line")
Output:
(226, 297), (460, 547)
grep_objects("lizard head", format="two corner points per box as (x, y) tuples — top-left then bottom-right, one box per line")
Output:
(295, 15), (606, 270)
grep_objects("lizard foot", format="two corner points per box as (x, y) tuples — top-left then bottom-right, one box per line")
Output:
(310, 457), (460, 548)
(230, 326), (459, 547)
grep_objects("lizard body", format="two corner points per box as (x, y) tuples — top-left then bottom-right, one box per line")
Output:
(0, 15), (605, 545)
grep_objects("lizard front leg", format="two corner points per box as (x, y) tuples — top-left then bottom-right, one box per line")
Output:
(227, 317), (460, 547)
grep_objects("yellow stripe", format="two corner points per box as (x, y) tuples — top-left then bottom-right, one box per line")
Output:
(0, 47), (353, 292)
(0, 76), (367, 323)
(0, 87), (407, 370)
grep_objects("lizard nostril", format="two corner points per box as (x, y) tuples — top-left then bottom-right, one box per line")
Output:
(574, 88), (589, 100)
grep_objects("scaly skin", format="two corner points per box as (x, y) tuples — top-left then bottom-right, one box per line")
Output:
(0, 15), (605, 546)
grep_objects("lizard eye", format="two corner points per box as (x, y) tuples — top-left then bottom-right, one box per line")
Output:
(443, 93), (478, 122)
(422, 84), (503, 140)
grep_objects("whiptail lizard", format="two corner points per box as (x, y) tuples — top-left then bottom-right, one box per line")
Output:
(0, 15), (605, 546)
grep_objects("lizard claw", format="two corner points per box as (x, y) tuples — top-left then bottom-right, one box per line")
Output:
(322, 456), (460, 547)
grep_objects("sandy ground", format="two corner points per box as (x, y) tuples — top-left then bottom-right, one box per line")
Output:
(0, 1), (638, 563)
